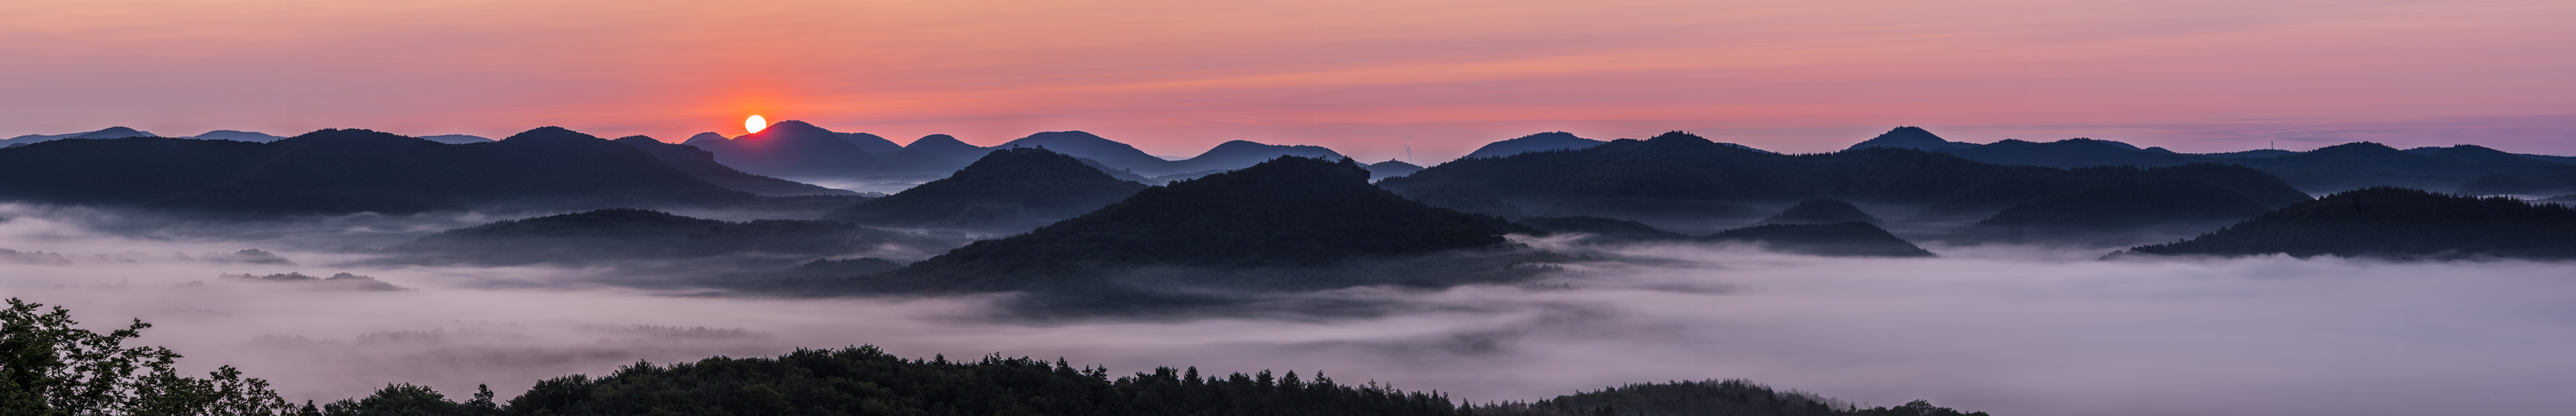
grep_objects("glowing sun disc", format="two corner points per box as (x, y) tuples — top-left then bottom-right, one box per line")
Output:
(745, 115), (767, 134)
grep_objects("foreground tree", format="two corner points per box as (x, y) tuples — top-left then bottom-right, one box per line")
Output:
(2, 298), (296, 415)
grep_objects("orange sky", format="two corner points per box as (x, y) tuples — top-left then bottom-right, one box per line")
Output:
(3, 0), (2571, 160)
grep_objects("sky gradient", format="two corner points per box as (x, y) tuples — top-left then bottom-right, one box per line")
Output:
(4, 0), (2571, 161)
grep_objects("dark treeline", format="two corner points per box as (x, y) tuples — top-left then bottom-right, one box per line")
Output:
(2120, 186), (2576, 260)
(331, 347), (1458, 416)
(7, 298), (1992, 416)
(1474, 379), (1988, 416)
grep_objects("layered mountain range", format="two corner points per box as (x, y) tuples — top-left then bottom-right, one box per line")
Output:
(0, 127), (841, 215)
(1849, 126), (2576, 195)
(1377, 131), (2313, 242)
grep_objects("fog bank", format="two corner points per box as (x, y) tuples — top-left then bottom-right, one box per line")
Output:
(2, 205), (2573, 415)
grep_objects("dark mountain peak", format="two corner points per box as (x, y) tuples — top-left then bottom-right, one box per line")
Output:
(1760, 199), (1884, 225)
(1009, 131), (1114, 146)
(908, 134), (971, 148)
(81, 126), (153, 139)
(1518, 131), (1582, 141)
(869, 155), (1523, 287)
(1197, 155), (1371, 185)
(836, 131), (903, 154)
(2303, 141), (2404, 156)
(1704, 222), (1934, 257)
(1460, 131), (1606, 159)
(1645, 131), (1712, 145)
(902, 134), (989, 161)
(682, 131), (727, 145)
(190, 130), (287, 142)
(419, 134), (494, 144)
(273, 128), (428, 147)
(823, 147), (1147, 232)
(611, 135), (658, 143)
(2061, 138), (2145, 151)
(1848, 126), (1972, 151)
(500, 126), (603, 144)
(1371, 159), (1421, 170)
(954, 146), (1122, 181)
(763, 120), (827, 134)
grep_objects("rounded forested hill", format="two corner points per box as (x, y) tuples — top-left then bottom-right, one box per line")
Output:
(1702, 222), (1935, 257)
(858, 156), (1528, 291)
(823, 147), (1150, 233)
(2121, 187), (2576, 260)
(1758, 199), (1884, 225)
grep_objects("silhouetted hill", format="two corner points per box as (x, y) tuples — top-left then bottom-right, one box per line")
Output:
(1365, 159), (1424, 181)
(609, 136), (858, 196)
(2118, 187), (2576, 260)
(383, 209), (953, 268)
(823, 147), (1150, 233)
(685, 120), (882, 178)
(1167, 140), (1346, 174)
(1844, 126), (1975, 151)
(1378, 131), (2309, 238)
(1841, 127), (2576, 194)
(2226, 142), (2576, 194)
(998, 131), (1175, 175)
(185, 130), (286, 142)
(1462, 131), (1605, 160)
(839, 131), (904, 155)
(1472, 379), (1987, 416)
(1518, 216), (1686, 241)
(2, 126), (155, 145)
(1703, 222), (1934, 257)
(1758, 199), (1884, 225)
(416, 134), (493, 144)
(849, 156), (1529, 294)
(0, 127), (760, 215)
(903, 133), (991, 161)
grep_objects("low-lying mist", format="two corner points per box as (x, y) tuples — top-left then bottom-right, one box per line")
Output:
(2, 203), (2572, 416)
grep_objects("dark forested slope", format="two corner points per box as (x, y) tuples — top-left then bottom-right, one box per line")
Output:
(822, 147), (1150, 233)
(2120, 187), (2576, 260)
(849, 156), (1529, 293)
(1704, 222), (1936, 257)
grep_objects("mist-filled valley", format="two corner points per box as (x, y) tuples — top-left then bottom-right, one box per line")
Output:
(5, 124), (2576, 415)
(5, 199), (2574, 415)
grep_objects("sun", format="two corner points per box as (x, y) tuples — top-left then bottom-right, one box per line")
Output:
(744, 115), (768, 134)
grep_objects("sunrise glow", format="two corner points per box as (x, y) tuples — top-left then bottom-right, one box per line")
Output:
(745, 115), (766, 134)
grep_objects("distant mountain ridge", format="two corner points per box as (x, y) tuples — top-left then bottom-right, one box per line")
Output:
(1379, 131), (2312, 240)
(1844, 126), (2576, 194)
(0, 127), (766, 215)
(1462, 132), (1605, 159)
(680, 121), (1387, 191)
(610, 136), (858, 196)
(2, 126), (155, 145)
(823, 147), (1149, 233)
